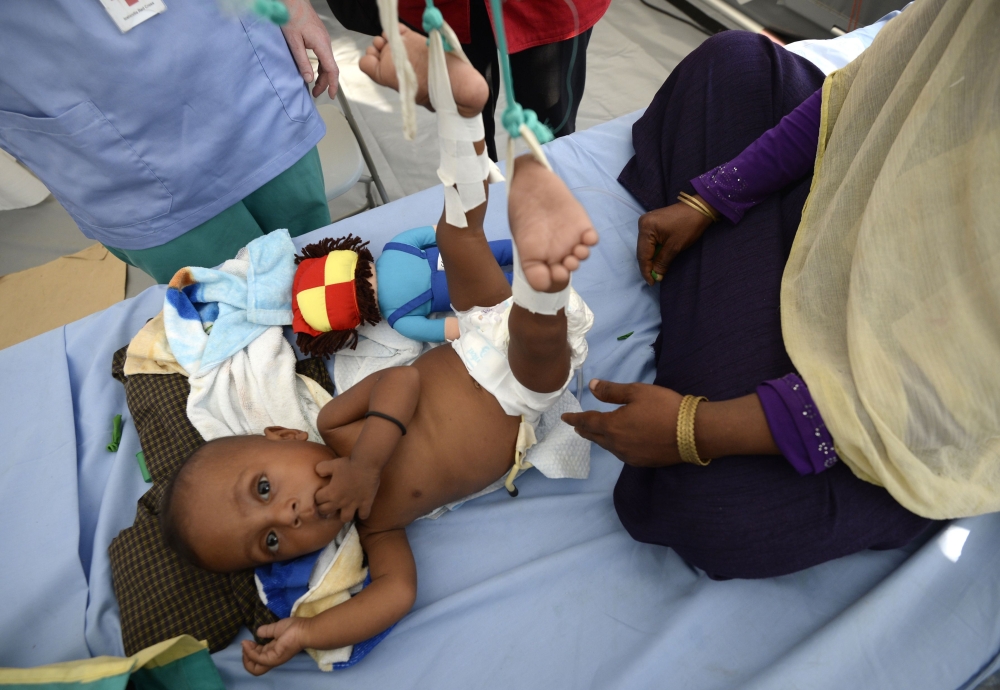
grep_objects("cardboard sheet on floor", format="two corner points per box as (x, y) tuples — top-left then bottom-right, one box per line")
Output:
(0, 243), (125, 350)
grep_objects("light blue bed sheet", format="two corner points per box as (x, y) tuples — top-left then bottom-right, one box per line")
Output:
(2, 113), (1000, 689)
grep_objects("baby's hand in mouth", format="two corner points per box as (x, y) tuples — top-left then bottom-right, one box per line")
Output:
(315, 456), (381, 523)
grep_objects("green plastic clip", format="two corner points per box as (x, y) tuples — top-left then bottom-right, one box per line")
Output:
(617, 331), (634, 341)
(253, 0), (289, 25)
(136, 451), (152, 483)
(106, 414), (124, 452)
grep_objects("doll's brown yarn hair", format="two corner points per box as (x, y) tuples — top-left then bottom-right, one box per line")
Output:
(294, 235), (380, 357)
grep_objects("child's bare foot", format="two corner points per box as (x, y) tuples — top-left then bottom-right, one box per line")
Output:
(509, 155), (599, 292)
(359, 24), (488, 118)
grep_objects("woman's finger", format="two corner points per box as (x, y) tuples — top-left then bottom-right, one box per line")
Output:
(589, 379), (633, 405)
(561, 410), (606, 435)
(569, 422), (606, 445)
(636, 232), (657, 285)
(285, 32), (313, 84)
(651, 242), (677, 281)
(309, 29), (339, 98)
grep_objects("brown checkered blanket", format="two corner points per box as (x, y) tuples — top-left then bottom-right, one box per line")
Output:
(109, 346), (336, 655)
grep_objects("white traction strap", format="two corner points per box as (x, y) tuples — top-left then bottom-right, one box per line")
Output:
(427, 26), (503, 228)
(511, 242), (570, 315)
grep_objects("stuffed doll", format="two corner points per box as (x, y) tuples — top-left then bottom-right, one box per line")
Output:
(292, 228), (512, 357)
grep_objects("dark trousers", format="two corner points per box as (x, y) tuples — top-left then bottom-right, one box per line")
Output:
(462, 0), (591, 161)
(614, 32), (933, 580)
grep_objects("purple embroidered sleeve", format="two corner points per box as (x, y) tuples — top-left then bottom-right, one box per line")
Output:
(756, 372), (838, 476)
(691, 88), (823, 224)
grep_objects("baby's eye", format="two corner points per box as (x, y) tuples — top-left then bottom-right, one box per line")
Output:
(256, 476), (271, 501)
(266, 531), (279, 554)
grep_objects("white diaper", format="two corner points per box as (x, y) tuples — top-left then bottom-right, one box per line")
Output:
(450, 290), (593, 428)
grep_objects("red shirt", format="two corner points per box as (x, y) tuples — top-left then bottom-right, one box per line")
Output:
(400, 0), (610, 54)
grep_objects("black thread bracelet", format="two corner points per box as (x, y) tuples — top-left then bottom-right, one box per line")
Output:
(364, 411), (407, 436)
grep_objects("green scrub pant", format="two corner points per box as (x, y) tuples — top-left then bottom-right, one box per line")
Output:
(107, 147), (330, 284)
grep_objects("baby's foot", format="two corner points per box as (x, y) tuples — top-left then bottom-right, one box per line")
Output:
(359, 23), (488, 118)
(509, 155), (599, 292)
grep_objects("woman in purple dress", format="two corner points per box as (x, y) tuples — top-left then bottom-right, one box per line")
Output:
(562, 30), (935, 579)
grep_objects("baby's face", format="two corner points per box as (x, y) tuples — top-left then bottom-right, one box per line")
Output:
(183, 431), (346, 572)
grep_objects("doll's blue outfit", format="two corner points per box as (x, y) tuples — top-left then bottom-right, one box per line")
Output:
(375, 226), (513, 342)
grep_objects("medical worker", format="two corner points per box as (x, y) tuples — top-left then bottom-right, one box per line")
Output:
(0, 0), (338, 283)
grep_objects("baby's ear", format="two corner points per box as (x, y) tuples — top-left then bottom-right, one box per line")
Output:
(263, 426), (309, 442)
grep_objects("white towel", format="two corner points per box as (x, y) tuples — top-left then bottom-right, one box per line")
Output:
(162, 230), (331, 441)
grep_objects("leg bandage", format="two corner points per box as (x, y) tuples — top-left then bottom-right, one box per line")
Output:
(426, 29), (504, 228)
(511, 242), (571, 315)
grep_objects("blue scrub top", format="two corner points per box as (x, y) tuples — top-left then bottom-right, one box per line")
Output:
(0, 0), (325, 250)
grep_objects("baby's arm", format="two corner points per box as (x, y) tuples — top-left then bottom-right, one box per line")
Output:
(242, 528), (416, 676)
(315, 367), (420, 521)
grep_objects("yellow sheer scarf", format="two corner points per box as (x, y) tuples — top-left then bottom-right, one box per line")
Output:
(781, 0), (1000, 518)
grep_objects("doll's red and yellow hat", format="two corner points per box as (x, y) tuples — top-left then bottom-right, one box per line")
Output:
(292, 249), (362, 335)
(291, 235), (380, 356)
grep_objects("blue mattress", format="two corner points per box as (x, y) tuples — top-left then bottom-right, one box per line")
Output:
(2, 113), (1000, 689)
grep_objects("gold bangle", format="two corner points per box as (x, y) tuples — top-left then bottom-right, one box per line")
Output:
(678, 191), (719, 221)
(676, 395), (710, 466)
(677, 191), (720, 223)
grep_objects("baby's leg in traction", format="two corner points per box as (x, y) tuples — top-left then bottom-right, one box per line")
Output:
(507, 156), (598, 393)
(435, 177), (513, 312)
(360, 23), (510, 311)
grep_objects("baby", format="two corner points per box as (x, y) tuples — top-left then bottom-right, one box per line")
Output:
(159, 25), (598, 675)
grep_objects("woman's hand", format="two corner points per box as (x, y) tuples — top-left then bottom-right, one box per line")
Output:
(636, 198), (715, 285)
(242, 617), (307, 675)
(563, 381), (782, 467)
(561, 380), (685, 467)
(281, 0), (340, 99)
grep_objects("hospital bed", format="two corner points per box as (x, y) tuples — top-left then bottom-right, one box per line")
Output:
(3, 108), (1000, 689)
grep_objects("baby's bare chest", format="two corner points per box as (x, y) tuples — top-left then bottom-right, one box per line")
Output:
(366, 348), (520, 529)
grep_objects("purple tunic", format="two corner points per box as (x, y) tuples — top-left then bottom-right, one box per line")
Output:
(614, 32), (930, 580)
(756, 373), (838, 475)
(691, 88), (822, 225)
(687, 88), (837, 475)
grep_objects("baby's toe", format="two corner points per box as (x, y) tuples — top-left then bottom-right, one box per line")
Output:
(550, 264), (570, 290)
(524, 263), (553, 292)
(562, 255), (580, 272)
(582, 228), (599, 246)
(359, 55), (377, 77)
(572, 244), (591, 261)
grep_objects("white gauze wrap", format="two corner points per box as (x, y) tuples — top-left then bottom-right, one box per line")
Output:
(511, 242), (570, 315)
(426, 27), (504, 228)
(375, 0), (419, 140)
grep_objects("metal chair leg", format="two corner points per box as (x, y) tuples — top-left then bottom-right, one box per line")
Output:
(337, 88), (390, 206)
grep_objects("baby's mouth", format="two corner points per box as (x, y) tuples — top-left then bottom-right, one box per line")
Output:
(315, 496), (331, 520)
